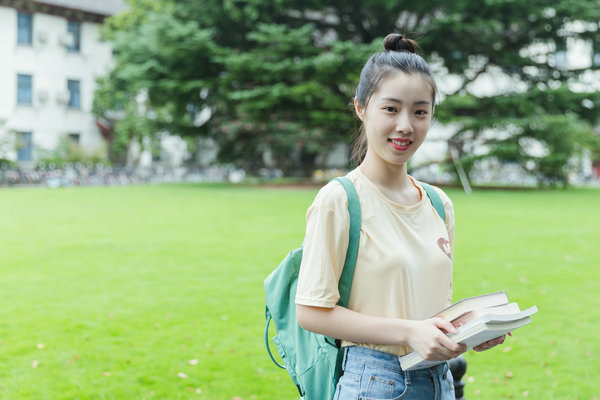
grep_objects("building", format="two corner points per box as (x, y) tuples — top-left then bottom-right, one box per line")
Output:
(0, 0), (127, 166)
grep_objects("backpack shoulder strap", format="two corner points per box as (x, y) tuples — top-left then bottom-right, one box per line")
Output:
(332, 176), (361, 309)
(420, 182), (446, 222)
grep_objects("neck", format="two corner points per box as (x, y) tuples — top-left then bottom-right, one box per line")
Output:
(358, 151), (422, 206)
(359, 152), (411, 190)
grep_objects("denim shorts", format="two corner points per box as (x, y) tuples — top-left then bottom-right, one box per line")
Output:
(334, 346), (455, 400)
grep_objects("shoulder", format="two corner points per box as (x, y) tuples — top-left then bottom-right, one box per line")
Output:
(426, 184), (455, 240)
(311, 178), (349, 212)
(416, 181), (454, 224)
(304, 177), (351, 233)
(430, 185), (453, 212)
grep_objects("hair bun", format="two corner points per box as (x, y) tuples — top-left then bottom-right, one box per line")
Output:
(383, 33), (420, 53)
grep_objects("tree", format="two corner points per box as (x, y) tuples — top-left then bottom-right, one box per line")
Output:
(268, 0), (600, 184)
(416, 1), (600, 186)
(95, 0), (600, 183)
(437, 84), (600, 186)
(216, 23), (377, 175)
(94, 0), (222, 161)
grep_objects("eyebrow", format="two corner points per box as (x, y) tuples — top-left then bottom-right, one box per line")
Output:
(378, 97), (431, 106)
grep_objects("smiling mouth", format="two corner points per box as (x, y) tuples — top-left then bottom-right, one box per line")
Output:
(389, 138), (412, 150)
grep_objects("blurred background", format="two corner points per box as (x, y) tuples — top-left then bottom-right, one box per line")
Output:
(1, 0), (599, 189)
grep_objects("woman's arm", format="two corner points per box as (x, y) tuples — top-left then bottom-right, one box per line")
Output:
(296, 304), (467, 361)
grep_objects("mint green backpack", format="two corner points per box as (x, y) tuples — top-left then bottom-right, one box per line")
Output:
(264, 177), (445, 399)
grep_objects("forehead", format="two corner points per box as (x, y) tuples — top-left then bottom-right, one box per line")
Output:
(371, 72), (434, 104)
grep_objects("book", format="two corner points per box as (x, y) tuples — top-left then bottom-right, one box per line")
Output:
(451, 302), (521, 329)
(399, 293), (538, 372)
(453, 306), (537, 347)
(433, 291), (509, 322)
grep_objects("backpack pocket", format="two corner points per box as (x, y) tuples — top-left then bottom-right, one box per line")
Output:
(272, 334), (303, 396)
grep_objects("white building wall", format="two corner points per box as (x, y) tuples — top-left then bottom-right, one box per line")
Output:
(0, 5), (115, 163)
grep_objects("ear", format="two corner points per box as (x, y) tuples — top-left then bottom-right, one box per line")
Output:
(354, 98), (365, 121)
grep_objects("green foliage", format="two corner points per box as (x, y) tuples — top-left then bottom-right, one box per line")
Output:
(0, 158), (18, 169)
(521, 114), (590, 186)
(216, 23), (376, 174)
(95, 0), (600, 181)
(419, 1), (600, 184)
(36, 138), (108, 169)
(94, 1), (222, 162)
(440, 86), (600, 185)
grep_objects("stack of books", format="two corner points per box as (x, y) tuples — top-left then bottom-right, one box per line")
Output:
(399, 291), (538, 371)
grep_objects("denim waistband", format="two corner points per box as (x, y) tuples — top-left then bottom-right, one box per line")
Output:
(344, 345), (449, 376)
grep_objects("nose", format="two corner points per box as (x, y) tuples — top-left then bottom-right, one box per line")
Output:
(395, 110), (413, 134)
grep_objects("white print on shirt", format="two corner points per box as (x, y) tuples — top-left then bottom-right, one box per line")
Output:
(437, 238), (452, 260)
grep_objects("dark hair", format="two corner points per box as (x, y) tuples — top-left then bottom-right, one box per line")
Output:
(351, 33), (437, 165)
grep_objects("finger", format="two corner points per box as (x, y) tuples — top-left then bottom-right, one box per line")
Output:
(424, 338), (465, 361)
(442, 345), (466, 359)
(434, 318), (457, 335)
(488, 335), (506, 346)
(473, 344), (487, 352)
(474, 340), (495, 352)
(474, 335), (506, 352)
(439, 335), (466, 354)
(428, 347), (459, 361)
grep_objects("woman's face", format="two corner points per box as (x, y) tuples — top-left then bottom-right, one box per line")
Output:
(356, 72), (433, 168)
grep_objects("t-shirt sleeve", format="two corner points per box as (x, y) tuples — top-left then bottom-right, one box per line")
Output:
(295, 182), (349, 308)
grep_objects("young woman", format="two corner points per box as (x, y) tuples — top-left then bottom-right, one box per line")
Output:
(295, 34), (505, 399)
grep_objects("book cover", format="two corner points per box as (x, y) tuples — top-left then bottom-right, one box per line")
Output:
(434, 291), (509, 322)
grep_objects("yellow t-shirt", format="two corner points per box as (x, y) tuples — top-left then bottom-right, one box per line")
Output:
(295, 168), (454, 356)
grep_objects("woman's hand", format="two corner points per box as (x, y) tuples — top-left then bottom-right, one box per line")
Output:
(472, 332), (511, 352)
(407, 318), (467, 361)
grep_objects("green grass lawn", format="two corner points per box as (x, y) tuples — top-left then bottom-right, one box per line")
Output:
(0, 183), (598, 400)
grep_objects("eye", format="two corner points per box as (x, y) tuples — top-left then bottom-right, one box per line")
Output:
(383, 106), (397, 113)
(415, 109), (429, 116)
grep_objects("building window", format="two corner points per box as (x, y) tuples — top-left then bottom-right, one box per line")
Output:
(17, 12), (33, 45)
(17, 74), (33, 105)
(68, 133), (80, 146)
(17, 132), (33, 162)
(67, 79), (81, 108)
(67, 21), (81, 52)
